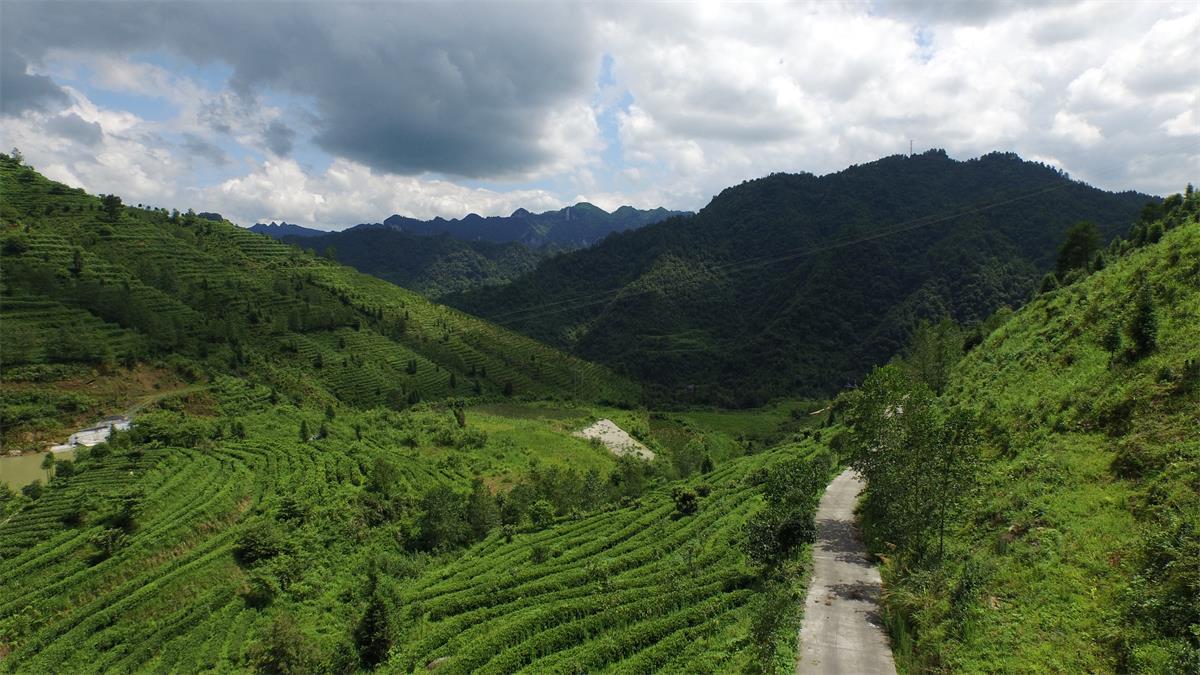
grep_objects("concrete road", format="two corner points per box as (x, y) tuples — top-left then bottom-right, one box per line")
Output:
(796, 469), (897, 674)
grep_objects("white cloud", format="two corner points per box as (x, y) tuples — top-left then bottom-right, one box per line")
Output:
(200, 158), (568, 229)
(1, 87), (188, 208)
(2, 0), (1197, 228)
(600, 0), (1198, 205)
(1052, 111), (1103, 146)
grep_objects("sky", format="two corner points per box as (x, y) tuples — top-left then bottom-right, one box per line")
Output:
(2, 1), (1197, 231)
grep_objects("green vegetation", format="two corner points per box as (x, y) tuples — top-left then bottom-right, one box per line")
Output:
(0, 153), (841, 673)
(452, 151), (1152, 405)
(0, 154), (636, 449)
(0, 388), (831, 671)
(844, 189), (1200, 672)
(4, 146), (1190, 673)
(285, 228), (546, 298)
(380, 443), (832, 674)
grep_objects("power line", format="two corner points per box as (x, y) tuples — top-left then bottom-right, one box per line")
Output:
(481, 140), (1200, 329)
(485, 180), (1070, 327)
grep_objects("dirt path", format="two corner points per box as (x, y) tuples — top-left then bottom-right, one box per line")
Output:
(796, 469), (896, 674)
(122, 384), (210, 417)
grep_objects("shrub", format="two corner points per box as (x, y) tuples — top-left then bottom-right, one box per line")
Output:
(1125, 283), (1158, 359)
(248, 612), (322, 675)
(671, 487), (699, 517)
(242, 571), (280, 609)
(528, 499), (555, 528)
(20, 480), (44, 500)
(234, 519), (286, 565)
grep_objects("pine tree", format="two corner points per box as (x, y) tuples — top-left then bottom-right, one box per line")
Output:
(70, 248), (85, 278)
(355, 572), (391, 668)
(299, 420), (310, 443)
(1056, 221), (1099, 277)
(1126, 282), (1157, 358)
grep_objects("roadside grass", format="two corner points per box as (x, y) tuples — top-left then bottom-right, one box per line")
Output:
(877, 214), (1200, 672)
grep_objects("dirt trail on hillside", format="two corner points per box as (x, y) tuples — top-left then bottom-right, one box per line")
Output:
(573, 419), (655, 460)
(796, 469), (896, 674)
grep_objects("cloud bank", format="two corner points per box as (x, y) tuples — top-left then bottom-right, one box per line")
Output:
(2, 1), (1196, 229)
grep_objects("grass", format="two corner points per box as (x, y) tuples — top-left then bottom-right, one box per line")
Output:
(874, 207), (1200, 672)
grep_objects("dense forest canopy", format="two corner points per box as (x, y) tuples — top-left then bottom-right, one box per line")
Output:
(452, 151), (1154, 405)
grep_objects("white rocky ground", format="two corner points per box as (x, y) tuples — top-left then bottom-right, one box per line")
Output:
(573, 419), (655, 461)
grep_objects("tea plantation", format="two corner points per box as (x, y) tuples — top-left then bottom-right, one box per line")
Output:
(0, 155), (833, 672)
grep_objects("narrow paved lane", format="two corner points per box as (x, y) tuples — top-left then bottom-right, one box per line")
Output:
(796, 469), (896, 674)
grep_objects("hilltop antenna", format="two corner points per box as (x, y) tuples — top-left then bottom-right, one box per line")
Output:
(909, 139), (913, 156)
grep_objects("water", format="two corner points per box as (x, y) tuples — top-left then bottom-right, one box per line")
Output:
(0, 449), (76, 491)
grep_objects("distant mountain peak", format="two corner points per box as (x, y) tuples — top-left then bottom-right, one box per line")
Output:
(380, 203), (690, 248)
(248, 221), (326, 238)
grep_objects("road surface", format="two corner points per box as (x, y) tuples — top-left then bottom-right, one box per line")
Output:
(796, 469), (896, 674)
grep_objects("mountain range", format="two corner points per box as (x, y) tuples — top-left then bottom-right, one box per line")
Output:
(249, 204), (687, 298)
(449, 150), (1155, 405)
(248, 221), (327, 238)
(374, 203), (689, 248)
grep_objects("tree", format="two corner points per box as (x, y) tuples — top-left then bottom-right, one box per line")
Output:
(416, 485), (468, 551)
(234, 519), (285, 565)
(902, 318), (963, 394)
(299, 420), (310, 443)
(1125, 281), (1157, 359)
(9, 147), (24, 164)
(528, 499), (555, 528)
(100, 194), (122, 223)
(849, 364), (978, 563)
(69, 247), (85, 278)
(671, 487), (699, 517)
(354, 571), (393, 669)
(54, 459), (75, 479)
(502, 380), (514, 397)
(21, 480), (44, 500)
(249, 612), (322, 675)
(464, 478), (498, 540)
(42, 452), (55, 481)
(1056, 221), (1100, 277)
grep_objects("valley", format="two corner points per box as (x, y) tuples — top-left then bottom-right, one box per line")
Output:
(1, 147), (1196, 674)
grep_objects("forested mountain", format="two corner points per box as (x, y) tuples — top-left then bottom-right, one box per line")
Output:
(248, 221), (327, 238)
(451, 151), (1154, 405)
(377, 202), (689, 248)
(844, 188), (1199, 671)
(252, 204), (686, 298)
(282, 229), (545, 298)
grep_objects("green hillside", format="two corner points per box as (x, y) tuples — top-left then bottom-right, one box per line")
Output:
(0, 155), (636, 450)
(0, 154), (837, 672)
(451, 151), (1153, 405)
(848, 188), (1199, 672)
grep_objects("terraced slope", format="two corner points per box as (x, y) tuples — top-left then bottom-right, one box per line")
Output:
(386, 444), (827, 674)
(0, 381), (619, 671)
(0, 156), (636, 449)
